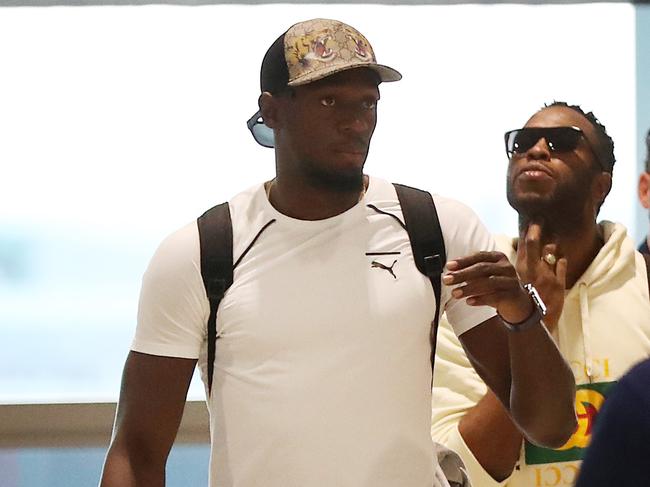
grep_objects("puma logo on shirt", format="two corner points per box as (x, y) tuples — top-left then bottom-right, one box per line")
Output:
(371, 260), (398, 279)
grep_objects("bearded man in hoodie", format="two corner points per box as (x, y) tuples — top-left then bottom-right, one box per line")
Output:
(430, 102), (650, 487)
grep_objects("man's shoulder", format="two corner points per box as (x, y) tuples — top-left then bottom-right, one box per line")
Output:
(150, 182), (266, 269)
(430, 193), (481, 220)
(599, 220), (648, 268)
(428, 194), (490, 241)
(367, 178), (488, 237)
(368, 177), (473, 210)
(147, 221), (200, 276)
(198, 181), (268, 235)
(228, 182), (266, 208)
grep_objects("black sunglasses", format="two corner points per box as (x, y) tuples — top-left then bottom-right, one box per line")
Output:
(504, 126), (590, 160)
(246, 110), (275, 148)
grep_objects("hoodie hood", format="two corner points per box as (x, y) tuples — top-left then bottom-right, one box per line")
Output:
(568, 221), (635, 298)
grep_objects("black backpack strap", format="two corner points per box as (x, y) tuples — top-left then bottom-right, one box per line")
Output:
(197, 202), (233, 396)
(393, 183), (447, 374)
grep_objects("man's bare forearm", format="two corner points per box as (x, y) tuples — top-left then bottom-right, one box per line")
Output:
(99, 352), (197, 487)
(459, 389), (523, 481)
(447, 242), (577, 451)
(100, 445), (165, 487)
(507, 320), (576, 448)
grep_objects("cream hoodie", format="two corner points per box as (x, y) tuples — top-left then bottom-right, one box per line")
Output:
(431, 221), (650, 487)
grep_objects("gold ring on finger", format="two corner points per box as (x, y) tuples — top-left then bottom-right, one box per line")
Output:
(543, 253), (557, 266)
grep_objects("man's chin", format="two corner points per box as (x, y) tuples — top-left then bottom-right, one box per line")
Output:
(507, 192), (555, 216)
(335, 151), (367, 168)
(306, 166), (364, 193)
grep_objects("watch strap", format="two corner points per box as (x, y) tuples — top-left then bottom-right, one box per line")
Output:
(499, 283), (547, 332)
(500, 305), (544, 332)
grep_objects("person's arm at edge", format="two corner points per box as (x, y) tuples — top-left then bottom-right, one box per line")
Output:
(99, 351), (197, 487)
(575, 360), (650, 487)
(573, 382), (634, 487)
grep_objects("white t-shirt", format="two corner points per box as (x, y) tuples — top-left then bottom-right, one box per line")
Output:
(133, 176), (495, 487)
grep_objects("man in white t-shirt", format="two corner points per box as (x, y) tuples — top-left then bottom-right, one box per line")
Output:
(100, 18), (576, 487)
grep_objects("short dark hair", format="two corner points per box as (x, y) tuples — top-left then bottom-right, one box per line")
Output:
(546, 101), (616, 175)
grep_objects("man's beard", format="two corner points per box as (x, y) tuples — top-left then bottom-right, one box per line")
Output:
(300, 158), (366, 194)
(506, 175), (594, 237)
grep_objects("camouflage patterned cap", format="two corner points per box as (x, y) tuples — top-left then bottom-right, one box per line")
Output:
(260, 18), (401, 94)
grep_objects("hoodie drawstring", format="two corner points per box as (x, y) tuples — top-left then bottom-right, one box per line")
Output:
(579, 282), (594, 383)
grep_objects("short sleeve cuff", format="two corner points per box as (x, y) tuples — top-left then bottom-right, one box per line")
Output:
(131, 339), (200, 359)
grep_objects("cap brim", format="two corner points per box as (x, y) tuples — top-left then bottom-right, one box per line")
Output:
(288, 62), (402, 87)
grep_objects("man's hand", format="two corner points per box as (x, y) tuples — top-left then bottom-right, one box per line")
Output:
(442, 223), (567, 332)
(515, 223), (567, 331)
(442, 250), (534, 324)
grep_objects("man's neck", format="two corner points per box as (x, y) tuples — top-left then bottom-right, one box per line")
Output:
(267, 174), (368, 220)
(518, 216), (604, 289)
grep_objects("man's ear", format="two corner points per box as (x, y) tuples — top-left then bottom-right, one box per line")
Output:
(594, 171), (612, 209)
(259, 91), (281, 129)
(639, 171), (650, 209)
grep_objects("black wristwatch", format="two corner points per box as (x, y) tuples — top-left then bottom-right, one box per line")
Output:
(500, 283), (547, 332)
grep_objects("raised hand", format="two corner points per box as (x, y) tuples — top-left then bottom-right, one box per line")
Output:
(515, 223), (567, 331)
